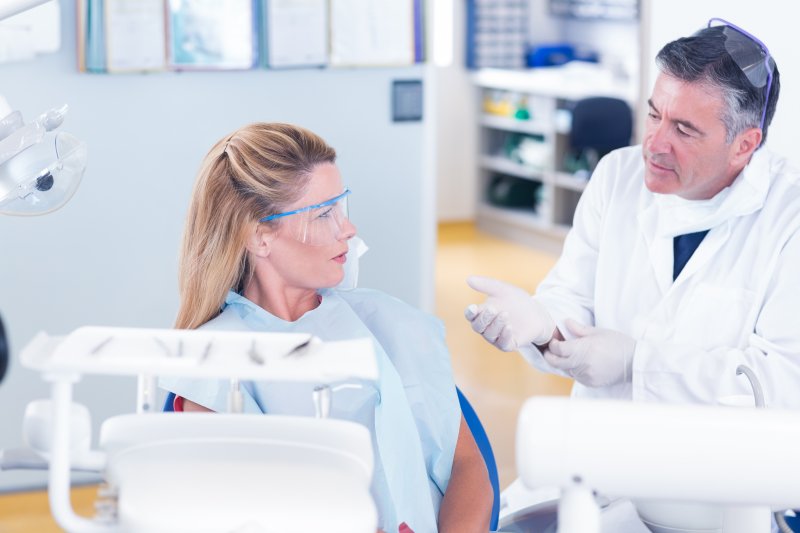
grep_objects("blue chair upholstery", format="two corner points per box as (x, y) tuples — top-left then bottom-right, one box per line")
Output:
(457, 387), (501, 531)
(163, 391), (176, 412)
(564, 96), (633, 176)
(164, 388), (501, 529)
(570, 96), (633, 154)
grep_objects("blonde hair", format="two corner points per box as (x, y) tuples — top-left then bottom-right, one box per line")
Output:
(175, 123), (337, 329)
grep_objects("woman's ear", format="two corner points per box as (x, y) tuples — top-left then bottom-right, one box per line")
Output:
(244, 224), (274, 258)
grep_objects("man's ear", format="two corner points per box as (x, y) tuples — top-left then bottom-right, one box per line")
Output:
(244, 224), (274, 258)
(731, 127), (763, 167)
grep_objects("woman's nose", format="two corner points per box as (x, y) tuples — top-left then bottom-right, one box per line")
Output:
(339, 217), (357, 241)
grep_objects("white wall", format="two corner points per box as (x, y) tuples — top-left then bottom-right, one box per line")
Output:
(435, 0), (478, 222)
(0, 3), (435, 490)
(641, 0), (800, 157)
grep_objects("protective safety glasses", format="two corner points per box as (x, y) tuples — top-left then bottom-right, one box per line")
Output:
(260, 189), (351, 246)
(707, 18), (774, 130)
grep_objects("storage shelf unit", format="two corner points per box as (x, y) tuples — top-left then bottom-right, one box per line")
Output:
(472, 66), (635, 253)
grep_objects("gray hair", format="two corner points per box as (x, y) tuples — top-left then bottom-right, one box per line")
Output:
(656, 24), (780, 146)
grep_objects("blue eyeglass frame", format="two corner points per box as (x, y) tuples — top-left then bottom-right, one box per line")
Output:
(707, 17), (774, 130)
(259, 189), (351, 223)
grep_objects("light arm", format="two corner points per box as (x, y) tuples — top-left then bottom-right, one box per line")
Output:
(0, 0), (50, 21)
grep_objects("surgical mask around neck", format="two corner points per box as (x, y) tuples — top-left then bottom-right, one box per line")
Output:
(337, 236), (368, 291)
(653, 157), (767, 237)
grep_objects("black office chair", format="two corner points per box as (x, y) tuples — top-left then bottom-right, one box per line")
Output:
(565, 96), (633, 176)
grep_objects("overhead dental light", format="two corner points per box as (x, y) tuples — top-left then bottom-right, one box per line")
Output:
(0, 102), (88, 381)
(0, 105), (87, 215)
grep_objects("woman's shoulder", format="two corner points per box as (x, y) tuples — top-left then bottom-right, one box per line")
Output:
(331, 288), (445, 339)
(198, 305), (249, 331)
(331, 288), (432, 319)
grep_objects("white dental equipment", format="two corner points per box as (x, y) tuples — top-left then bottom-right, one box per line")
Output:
(0, 103), (87, 216)
(0, 101), (88, 382)
(0, 0), (51, 20)
(7, 326), (380, 533)
(515, 396), (800, 533)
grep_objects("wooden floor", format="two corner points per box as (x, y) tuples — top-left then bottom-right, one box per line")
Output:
(0, 222), (571, 529)
(0, 485), (96, 532)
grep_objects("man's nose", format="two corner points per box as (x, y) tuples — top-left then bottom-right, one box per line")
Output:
(645, 121), (671, 154)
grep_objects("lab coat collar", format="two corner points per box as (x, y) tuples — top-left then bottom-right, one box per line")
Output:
(636, 209), (673, 296)
(636, 149), (770, 294)
(649, 148), (770, 239)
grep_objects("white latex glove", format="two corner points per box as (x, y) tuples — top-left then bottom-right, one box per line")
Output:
(464, 275), (556, 351)
(544, 318), (636, 387)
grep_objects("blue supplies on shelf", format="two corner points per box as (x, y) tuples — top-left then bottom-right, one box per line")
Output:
(525, 44), (599, 68)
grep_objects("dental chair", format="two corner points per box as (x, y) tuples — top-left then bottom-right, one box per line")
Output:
(163, 386), (502, 531)
(13, 325), (382, 533)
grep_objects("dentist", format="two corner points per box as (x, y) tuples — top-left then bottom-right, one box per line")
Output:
(466, 19), (800, 408)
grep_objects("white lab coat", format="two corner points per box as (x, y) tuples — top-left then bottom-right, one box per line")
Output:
(521, 145), (800, 407)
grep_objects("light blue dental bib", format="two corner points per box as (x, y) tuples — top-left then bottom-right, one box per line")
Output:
(160, 289), (459, 533)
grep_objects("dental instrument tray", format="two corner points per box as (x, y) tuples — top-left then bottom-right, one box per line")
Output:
(21, 325), (377, 382)
(15, 326), (380, 533)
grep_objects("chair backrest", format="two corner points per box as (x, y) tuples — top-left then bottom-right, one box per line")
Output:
(165, 388), (501, 529)
(457, 387), (501, 531)
(164, 390), (177, 411)
(570, 96), (633, 153)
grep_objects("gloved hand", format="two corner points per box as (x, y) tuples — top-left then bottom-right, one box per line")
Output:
(464, 276), (556, 351)
(544, 318), (636, 387)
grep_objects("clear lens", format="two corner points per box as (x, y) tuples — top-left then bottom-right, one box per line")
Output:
(706, 18), (774, 131)
(277, 191), (350, 246)
(0, 132), (87, 216)
(720, 26), (772, 87)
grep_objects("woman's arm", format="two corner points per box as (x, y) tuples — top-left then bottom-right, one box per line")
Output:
(180, 397), (213, 412)
(437, 415), (493, 533)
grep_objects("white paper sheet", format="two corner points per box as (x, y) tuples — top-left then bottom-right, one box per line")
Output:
(266, 0), (327, 68)
(329, 0), (415, 67)
(104, 0), (166, 72)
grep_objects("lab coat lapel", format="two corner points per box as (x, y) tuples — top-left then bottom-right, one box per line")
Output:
(637, 201), (673, 296)
(671, 223), (730, 287)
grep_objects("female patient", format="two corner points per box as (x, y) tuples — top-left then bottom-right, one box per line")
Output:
(161, 123), (492, 532)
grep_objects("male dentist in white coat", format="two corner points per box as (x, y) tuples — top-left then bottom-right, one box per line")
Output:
(466, 19), (800, 408)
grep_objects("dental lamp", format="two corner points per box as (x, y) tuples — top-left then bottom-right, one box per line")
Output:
(516, 396), (800, 533)
(0, 0), (87, 384)
(0, 102), (88, 383)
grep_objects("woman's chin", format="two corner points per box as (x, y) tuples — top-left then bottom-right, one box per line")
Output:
(319, 273), (345, 289)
